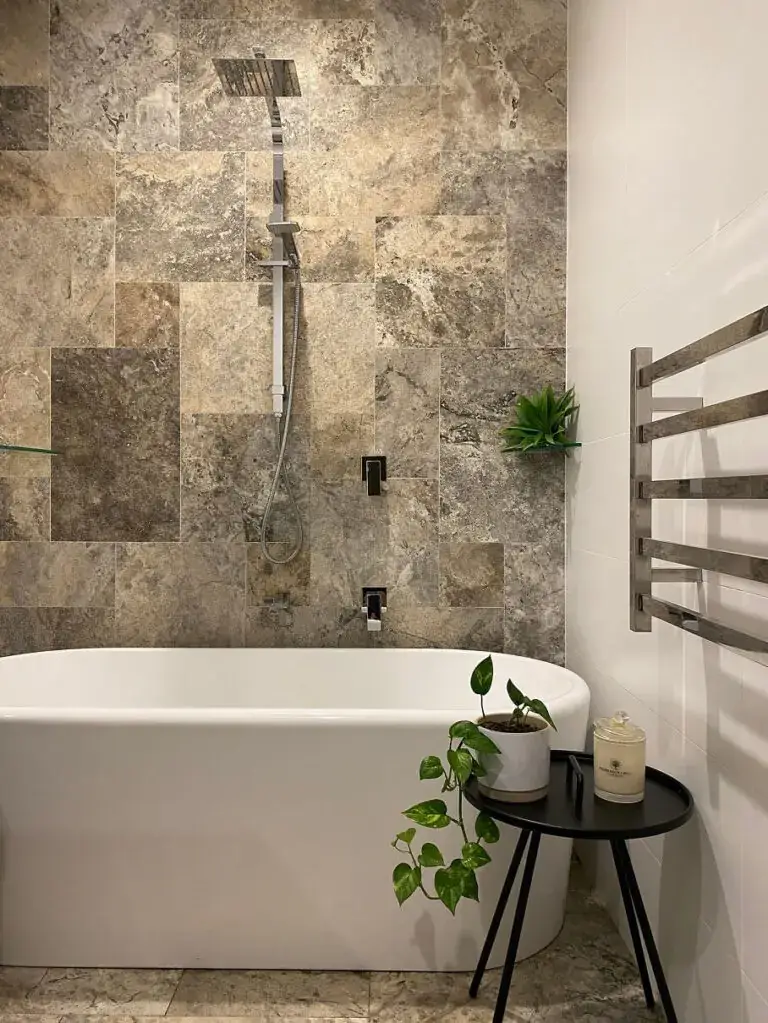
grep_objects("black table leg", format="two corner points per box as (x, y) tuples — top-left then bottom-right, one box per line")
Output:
(614, 839), (678, 1023)
(491, 830), (541, 1023)
(610, 839), (655, 1010)
(469, 829), (531, 998)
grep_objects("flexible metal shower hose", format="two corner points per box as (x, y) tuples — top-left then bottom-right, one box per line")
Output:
(258, 265), (304, 565)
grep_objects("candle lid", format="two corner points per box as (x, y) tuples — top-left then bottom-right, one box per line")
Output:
(594, 710), (645, 743)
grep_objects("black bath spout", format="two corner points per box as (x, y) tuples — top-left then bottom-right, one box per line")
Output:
(362, 455), (387, 496)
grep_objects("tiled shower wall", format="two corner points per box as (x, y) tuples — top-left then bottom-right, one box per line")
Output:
(0, 0), (566, 655)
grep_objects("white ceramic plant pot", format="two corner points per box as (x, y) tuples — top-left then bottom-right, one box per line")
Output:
(477, 714), (551, 802)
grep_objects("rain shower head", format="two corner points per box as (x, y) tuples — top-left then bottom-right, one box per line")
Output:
(213, 54), (301, 99)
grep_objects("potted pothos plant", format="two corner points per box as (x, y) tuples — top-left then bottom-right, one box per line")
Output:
(391, 655), (557, 914)
(500, 385), (580, 453)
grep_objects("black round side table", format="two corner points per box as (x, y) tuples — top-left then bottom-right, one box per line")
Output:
(463, 750), (694, 1023)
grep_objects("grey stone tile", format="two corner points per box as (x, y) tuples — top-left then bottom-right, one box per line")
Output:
(0, 541), (114, 607)
(115, 282), (180, 349)
(375, 216), (505, 348)
(115, 542), (246, 646)
(0, 86), (48, 149)
(369, 970), (528, 1023)
(0, 218), (114, 349)
(20, 967), (183, 1016)
(0, 477), (50, 540)
(441, 0), (566, 152)
(0, 152), (115, 216)
(50, 0), (179, 151)
(0, 966), (47, 1013)
(440, 150), (508, 215)
(439, 349), (565, 544)
(304, 283), (375, 479)
(0, 0), (50, 87)
(505, 539), (564, 664)
(116, 153), (245, 282)
(180, 413), (310, 544)
(169, 969), (370, 1017)
(375, 349), (439, 477)
(180, 0), (373, 14)
(247, 543), (311, 606)
(373, 0), (440, 86)
(179, 17), (372, 151)
(312, 85), (438, 151)
(377, 607), (504, 650)
(51, 349), (180, 541)
(0, 349), (51, 478)
(439, 542), (505, 608)
(506, 151), (566, 348)
(180, 283), (271, 414)
(246, 605), (370, 647)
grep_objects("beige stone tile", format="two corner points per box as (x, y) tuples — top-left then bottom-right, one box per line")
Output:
(169, 970), (370, 1017)
(115, 541), (246, 646)
(0, 153), (115, 217)
(0, 477), (50, 540)
(15, 967), (182, 1016)
(115, 283), (180, 349)
(373, 0), (439, 86)
(0, 965), (47, 1014)
(377, 607), (504, 650)
(375, 215), (505, 274)
(0, 219), (114, 349)
(0, 349), (51, 478)
(0, 541), (115, 607)
(246, 605), (369, 647)
(180, 284), (271, 414)
(0, 85), (49, 148)
(0, 0), (50, 86)
(181, 0), (372, 14)
(0, 607), (116, 656)
(374, 350), (439, 477)
(439, 542), (505, 608)
(248, 542), (311, 606)
(116, 153), (244, 282)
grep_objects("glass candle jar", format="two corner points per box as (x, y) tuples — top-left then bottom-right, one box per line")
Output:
(593, 711), (646, 803)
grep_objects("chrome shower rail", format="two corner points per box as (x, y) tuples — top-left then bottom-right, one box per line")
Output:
(630, 303), (768, 655)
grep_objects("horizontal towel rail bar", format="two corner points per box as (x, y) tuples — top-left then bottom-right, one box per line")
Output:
(640, 475), (768, 500)
(640, 389), (768, 442)
(643, 597), (768, 657)
(639, 305), (768, 385)
(642, 538), (768, 584)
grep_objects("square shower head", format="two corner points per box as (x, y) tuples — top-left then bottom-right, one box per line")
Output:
(213, 56), (302, 98)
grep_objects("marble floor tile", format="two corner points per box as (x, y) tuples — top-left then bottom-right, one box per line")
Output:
(373, 0), (440, 86)
(169, 969), (370, 1017)
(20, 967), (182, 1016)
(115, 541), (246, 646)
(0, 477), (50, 540)
(0, 607), (116, 655)
(506, 152), (566, 348)
(115, 282), (180, 348)
(0, 541), (115, 607)
(247, 542), (311, 606)
(369, 970), (530, 1023)
(0, 0), (50, 87)
(375, 216), (505, 348)
(374, 349), (439, 477)
(116, 153), (244, 282)
(0, 153), (115, 217)
(0, 965), (47, 1014)
(51, 349), (180, 541)
(0, 348), (51, 478)
(0, 86), (49, 149)
(439, 541), (505, 608)
(180, 283), (271, 414)
(50, 0), (179, 151)
(505, 540), (565, 664)
(439, 349), (565, 544)
(0, 218), (114, 349)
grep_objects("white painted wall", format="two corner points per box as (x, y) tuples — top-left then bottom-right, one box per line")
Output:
(567, 2), (768, 1021)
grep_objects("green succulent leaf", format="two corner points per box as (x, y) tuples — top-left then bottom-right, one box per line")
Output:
(462, 842), (492, 869)
(470, 654), (494, 696)
(527, 698), (557, 730)
(418, 842), (445, 868)
(447, 748), (474, 784)
(434, 864), (465, 914)
(475, 812), (501, 844)
(393, 862), (421, 905)
(419, 755), (444, 780)
(500, 385), (579, 452)
(403, 799), (451, 829)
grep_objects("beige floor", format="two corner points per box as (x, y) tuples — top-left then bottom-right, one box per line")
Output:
(0, 868), (657, 1022)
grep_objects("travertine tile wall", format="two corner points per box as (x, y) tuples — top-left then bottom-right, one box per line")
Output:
(0, 0), (566, 656)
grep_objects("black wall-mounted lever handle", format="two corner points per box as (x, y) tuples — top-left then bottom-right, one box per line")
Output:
(362, 456), (387, 496)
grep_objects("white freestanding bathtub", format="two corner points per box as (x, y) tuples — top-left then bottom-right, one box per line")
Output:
(0, 647), (589, 970)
